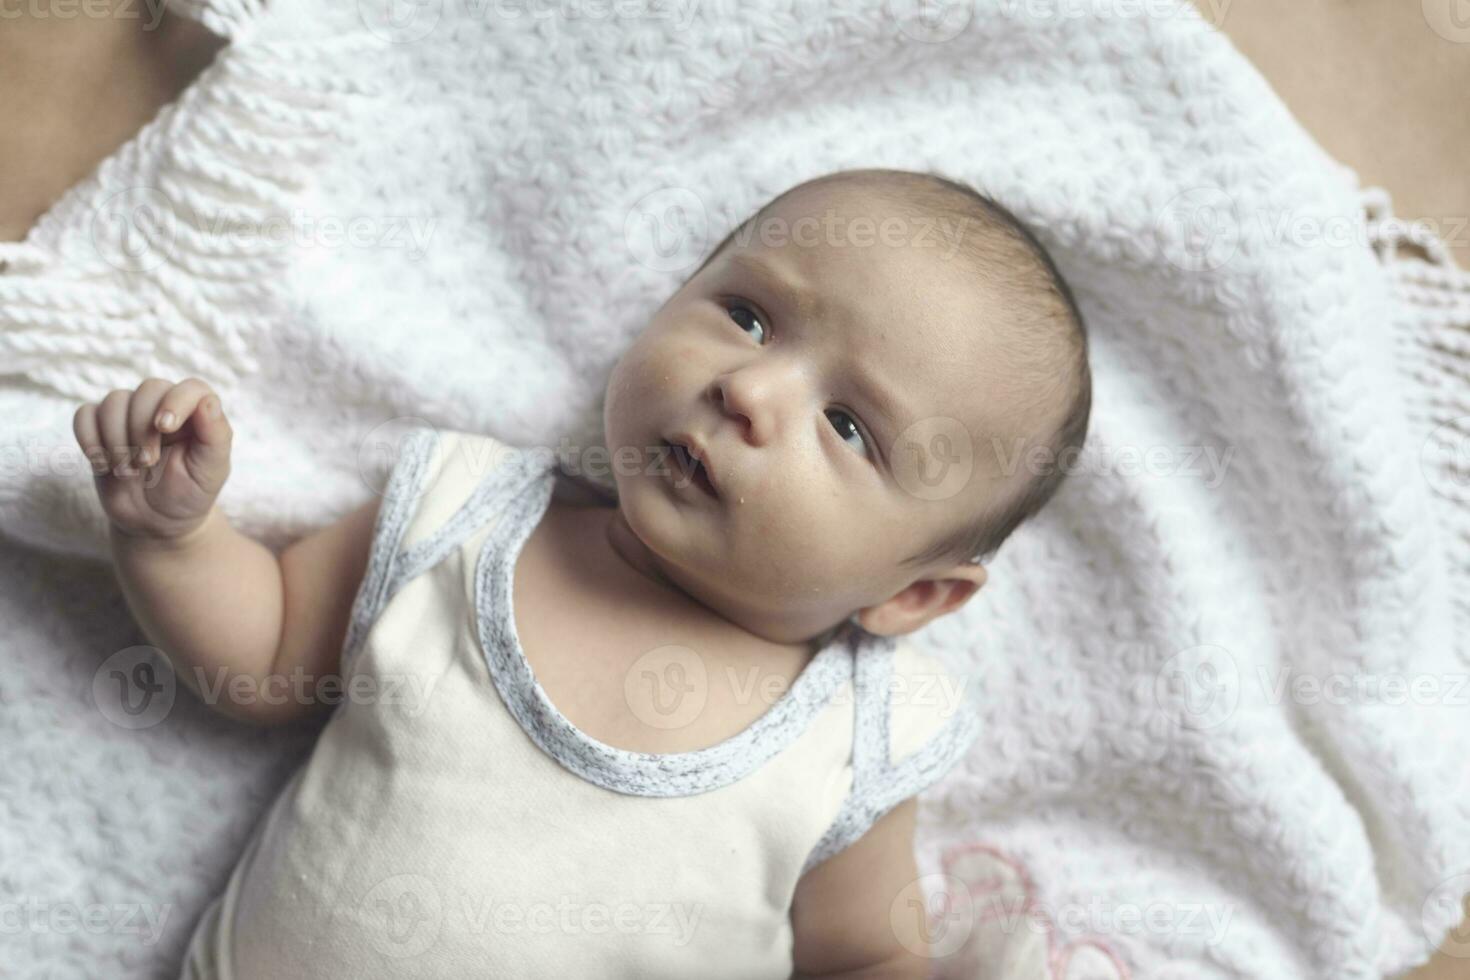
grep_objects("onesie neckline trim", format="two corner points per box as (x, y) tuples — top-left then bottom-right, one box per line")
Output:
(472, 454), (879, 798)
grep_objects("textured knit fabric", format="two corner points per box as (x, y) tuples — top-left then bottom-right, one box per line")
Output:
(1, 2), (1467, 979)
(176, 427), (979, 978)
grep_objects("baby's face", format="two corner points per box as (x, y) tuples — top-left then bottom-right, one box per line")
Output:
(603, 183), (1032, 643)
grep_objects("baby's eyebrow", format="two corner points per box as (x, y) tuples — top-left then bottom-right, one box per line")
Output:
(729, 251), (913, 454)
(729, 252), (821, 319)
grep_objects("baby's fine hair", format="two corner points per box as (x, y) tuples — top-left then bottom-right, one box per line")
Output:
(686, 167), (1092, 569)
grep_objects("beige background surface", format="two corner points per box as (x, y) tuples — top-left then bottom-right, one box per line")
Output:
(1194, 0), (1470, 270)
(1194, 4), (1469, 977)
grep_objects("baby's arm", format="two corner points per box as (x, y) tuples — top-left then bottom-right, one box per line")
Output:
(75, 377), (379, 726)
(790, 797), (931, 979)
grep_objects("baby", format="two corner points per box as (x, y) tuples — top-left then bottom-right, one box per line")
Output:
(73, 168), (1090, 978)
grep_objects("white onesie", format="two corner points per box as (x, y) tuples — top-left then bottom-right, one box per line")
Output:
(179, 427), (981, 979)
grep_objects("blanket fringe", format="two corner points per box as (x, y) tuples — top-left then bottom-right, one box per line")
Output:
(1363, 186), (1470, 653)
(0, 20), (376, 403)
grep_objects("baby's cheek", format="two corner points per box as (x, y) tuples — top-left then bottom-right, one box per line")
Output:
(742, 494), (861, 586)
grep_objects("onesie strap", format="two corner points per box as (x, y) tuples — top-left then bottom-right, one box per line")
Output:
(800, 636), (981, 878)
(339, 426), (441, 675)
(339, 427), (549, 674)
(387, 444), (546, 600)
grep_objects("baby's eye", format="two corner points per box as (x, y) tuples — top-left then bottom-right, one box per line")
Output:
(825, 409), (872, 461)
(726, 303), (767, 344)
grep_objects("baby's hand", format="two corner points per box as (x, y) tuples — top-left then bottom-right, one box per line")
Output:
(73, 377), (233, 544)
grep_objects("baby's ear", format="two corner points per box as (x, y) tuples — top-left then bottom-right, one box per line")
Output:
(855, 563), (987, 637)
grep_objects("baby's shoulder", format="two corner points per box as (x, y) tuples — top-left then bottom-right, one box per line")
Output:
(884, 641), (977, 766)
(386, 428), (531, 548)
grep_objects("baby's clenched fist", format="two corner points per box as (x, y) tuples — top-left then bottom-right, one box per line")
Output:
(73, 377), (233, 544)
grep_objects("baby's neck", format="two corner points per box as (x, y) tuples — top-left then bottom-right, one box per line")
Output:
(551, 500), (824, 661)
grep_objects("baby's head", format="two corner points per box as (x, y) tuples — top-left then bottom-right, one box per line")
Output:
(604, 168), (1090, 646)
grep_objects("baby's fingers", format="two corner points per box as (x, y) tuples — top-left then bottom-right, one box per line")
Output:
(94, 389), (140, 476)
(72, 402), (111, 477)
(126, 378), (174, 471)
(153, 378), (232, 486)
(152, 378), (217, 441)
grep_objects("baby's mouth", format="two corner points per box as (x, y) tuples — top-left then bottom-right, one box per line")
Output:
(666, 440), (718, 499)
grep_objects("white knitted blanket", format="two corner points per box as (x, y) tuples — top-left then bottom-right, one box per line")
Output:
(2, 1), (1468, 977)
